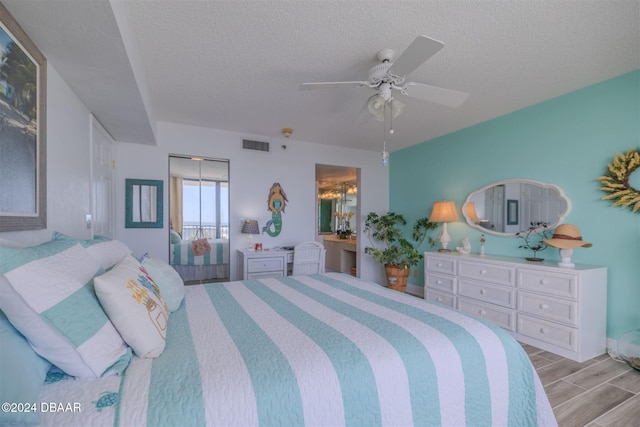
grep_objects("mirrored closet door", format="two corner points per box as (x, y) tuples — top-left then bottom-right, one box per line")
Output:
(169, 156), (230, 283)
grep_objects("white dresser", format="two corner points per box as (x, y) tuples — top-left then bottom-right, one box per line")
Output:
(237, 248), (294, 280)
(424, 251), (607, 362)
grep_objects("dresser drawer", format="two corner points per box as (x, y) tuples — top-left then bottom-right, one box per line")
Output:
(458, 297), (515, 331)
(458, 279), (516, 308)
(425, 256), (456, 275)
(517, 314), (577, 351)
(425, 273), (456, 293)
(458, 260), (516, 286)
(518, 269), (578, 299)
(518, 291), (578, 326)
(425, 288), (456, 308)
(247, 271), (284, 280)
(248, 257), (284, 273)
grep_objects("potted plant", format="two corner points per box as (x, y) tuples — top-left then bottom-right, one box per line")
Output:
(515, 221), (552, 261)
(364, 212), (437, 292)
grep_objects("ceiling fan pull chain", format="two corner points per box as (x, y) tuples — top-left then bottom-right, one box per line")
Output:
(382, 103), (389, 167)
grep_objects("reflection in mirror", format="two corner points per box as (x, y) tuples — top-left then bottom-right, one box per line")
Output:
(463, 179), (571, 236)
(132, 185), (157, 223)
(169, 156), (230, 283)
(318, 182), (357, 234)
(125, 179), (163, 228)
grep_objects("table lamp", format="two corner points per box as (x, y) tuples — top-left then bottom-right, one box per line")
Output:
(241, 219), (260, 249)
(429, 200), (460, 252)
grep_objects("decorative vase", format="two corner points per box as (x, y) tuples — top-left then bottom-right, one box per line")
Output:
(384, 264), (410, 293)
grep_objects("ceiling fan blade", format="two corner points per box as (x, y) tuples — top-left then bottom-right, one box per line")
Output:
(390, 35), (444, 79)
(403, 82), (469, 108)
(299, 81), (368, 90)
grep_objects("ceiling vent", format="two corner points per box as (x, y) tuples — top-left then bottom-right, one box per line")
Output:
(242, 139), (270, 152)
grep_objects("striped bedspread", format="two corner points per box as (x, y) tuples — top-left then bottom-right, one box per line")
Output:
(170, 238), (229, 266)
(39, 273), (556, 427)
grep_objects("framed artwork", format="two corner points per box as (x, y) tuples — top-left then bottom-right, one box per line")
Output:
(125, 179), (163, 228)
(507, 199), (519, 225)
(0, 3), (47, 231)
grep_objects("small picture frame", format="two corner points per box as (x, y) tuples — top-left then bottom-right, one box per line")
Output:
(507, 199), (519, 225)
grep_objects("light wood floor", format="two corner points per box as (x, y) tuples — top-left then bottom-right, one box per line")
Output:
(521, 343), (640, 427)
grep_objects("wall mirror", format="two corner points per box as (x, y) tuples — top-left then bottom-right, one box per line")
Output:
(125, 179), (163, 228)
(463, 179), (571, 236)
(169, 155), (230, 283)
(316, 164), (358, 236)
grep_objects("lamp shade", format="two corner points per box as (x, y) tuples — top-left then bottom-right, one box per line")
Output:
(429, 200), (460, 223)
(465, 202), (480, 223)
(241, 219), (260, 234)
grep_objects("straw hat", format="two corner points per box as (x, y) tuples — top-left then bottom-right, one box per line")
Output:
(543, 224), (592, 249)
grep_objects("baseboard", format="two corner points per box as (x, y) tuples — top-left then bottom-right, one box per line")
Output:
(406, 283), (424, 298)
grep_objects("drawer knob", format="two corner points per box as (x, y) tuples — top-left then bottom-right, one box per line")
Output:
(436, 280), (442, 284)
(480, 289), (486, 295)
(436, 262), (443, 267)
(437, 297), (443, 302)
(479, 309), (487, 315)
(540, 279), (549, 285)
(480, 270), (487, 275)
(540, 327), (548, 334)
(540, 303), (549, 310)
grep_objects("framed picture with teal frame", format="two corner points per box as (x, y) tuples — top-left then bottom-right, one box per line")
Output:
(125, 179), (163, 228)
(507, 199), (519, 225)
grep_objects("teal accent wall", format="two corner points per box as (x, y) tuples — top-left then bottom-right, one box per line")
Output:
(390, 70), (639, 339)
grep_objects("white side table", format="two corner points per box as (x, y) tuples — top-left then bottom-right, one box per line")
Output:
(237, 248), (294, 280)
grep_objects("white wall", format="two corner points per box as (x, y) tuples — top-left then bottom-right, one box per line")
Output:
(1, 64), (93, 246)
(115, 121), (389, 283)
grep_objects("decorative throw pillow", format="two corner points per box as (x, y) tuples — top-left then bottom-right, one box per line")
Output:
(95, 255), (169, 358)
(0, 309), (51, 427)
(170, 230), (182, 244)
(52, 232), (131, 270)
(0, 241), (131, 379)
(140, 254), (185, 312)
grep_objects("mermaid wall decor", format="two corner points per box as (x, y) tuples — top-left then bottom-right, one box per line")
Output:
(263, 183), (288, 237)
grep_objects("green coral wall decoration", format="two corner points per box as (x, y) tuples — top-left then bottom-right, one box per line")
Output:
(598, 147), (640, 213)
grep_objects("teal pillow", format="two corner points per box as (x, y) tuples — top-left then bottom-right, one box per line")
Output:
(0, 308), (51, 426)
(170, 230), (182, 244)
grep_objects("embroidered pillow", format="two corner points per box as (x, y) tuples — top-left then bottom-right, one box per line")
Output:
(0, 240), (131, 379)
(95, 255), (169, 358)
(140, 254), (185, 312)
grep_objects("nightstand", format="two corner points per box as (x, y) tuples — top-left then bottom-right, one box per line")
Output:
(237, 248), (294, 280)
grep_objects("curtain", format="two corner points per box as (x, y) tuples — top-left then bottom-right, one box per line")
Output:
(170, 175), (183, 235)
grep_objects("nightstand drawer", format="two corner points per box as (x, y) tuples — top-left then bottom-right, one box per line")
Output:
(518, 291), (578, 326)
(458, 261), (516, 286)
(247, 271), (284, 280)
(518, 269), (578, 299)
(458, 279), (516, 309)
(517, 314), (577, 351)
(425, 256), (456, 275)
(248, 257), (284, 273)
(458, 297), (515, 331)
(425, 289), (455, 308)
(424, 273), (456, 293)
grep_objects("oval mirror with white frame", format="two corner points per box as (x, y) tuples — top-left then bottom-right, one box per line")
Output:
(463, 179), (571, 236)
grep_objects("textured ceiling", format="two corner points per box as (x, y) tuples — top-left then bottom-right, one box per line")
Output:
(3, 0), (639, 152)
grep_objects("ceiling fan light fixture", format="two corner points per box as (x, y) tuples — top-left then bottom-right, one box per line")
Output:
(367, 94), (386, 121)
(389, 98), (404, 118)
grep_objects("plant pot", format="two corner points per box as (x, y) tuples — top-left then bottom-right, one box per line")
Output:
(384, 264), (410, 293)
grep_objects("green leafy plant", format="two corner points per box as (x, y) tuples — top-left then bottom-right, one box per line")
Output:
(364, 212), (438, 269)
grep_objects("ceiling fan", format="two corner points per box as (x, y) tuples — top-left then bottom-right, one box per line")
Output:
(300, 35), (469, 122)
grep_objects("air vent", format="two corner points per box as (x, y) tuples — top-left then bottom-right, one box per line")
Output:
(242, 139), (270, 152)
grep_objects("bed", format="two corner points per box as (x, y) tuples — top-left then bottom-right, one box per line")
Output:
(169, 238), (229, 281)
(34, 272), (556, 427)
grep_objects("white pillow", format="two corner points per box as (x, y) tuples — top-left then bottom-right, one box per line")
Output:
(52, 232), (131, 270)
(141, 254), (185, 312)
(95, 255), (169, 358)
(0, 241), (131, 379)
